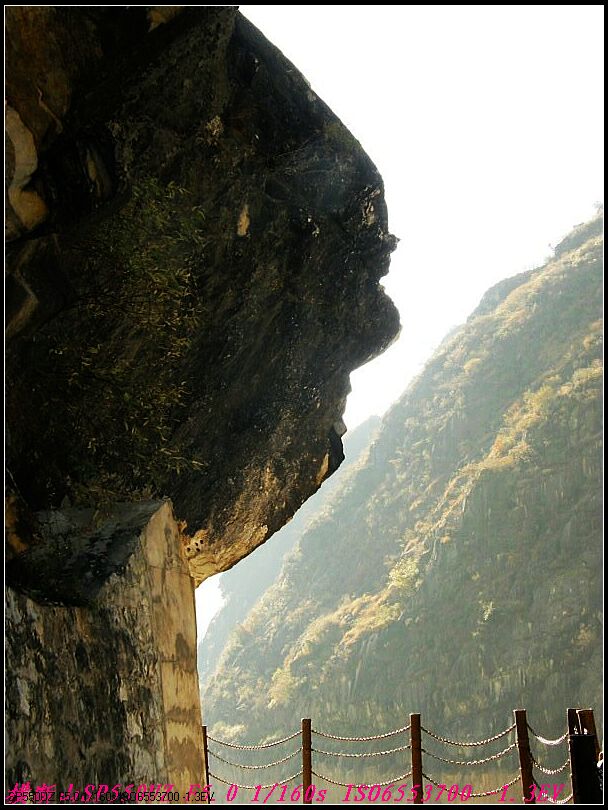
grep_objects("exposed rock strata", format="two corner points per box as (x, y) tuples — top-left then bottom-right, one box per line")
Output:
(5, 501), (204, 792)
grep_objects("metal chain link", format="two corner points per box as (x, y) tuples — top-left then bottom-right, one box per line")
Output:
(208, 771), (302, 789)
(312, 743), (411, 758)
(467, 774), (520, 798)
(208, 747), (301, 769)
(425, 772), (519, 798)
(533, 778), (573, 804)
(312, 724), (411, 742)
(531, 755), (571, 776)
(421, 721), (516, 747)
(527, 726), (568, 746)
(546, 793), (573, 805)
(312, 769), (412, 788)
(207, 730), (300, 749)
(207, 721), (573, 804)
(422, 742), (517, 766)
(310, 770), (356, 788)
(423, 772), (450, 789)
(363, 772), (413, 787)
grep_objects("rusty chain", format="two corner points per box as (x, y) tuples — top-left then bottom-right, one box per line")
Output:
(421, 722), (516, 747)
(312, 724), (411, 742)
(423, 772), (520, 797)
(207, 730), (300, 749)
(531, 754), (571, 776)
(364, 772), (414, 787)
(208, 747), (301, 769)
(422, 742), (517, 766)
(527, 726), (568, 746)
(312, 743), (411, 758)
(310, 770), (354, 788)
(312, 769), (412, 787)
(207, 720), (577, 804)
(208, 771), (302, 789)
(467, 774), (520, 798)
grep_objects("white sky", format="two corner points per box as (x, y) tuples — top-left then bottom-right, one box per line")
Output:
(196, 4), (604, 639)
(196, 574), (224, 641)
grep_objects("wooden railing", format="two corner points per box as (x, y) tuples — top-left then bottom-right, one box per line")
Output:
(202, 707), (602, 804)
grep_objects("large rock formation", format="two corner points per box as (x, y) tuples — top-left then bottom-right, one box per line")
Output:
(5, 6), (398, 791)
(6, 6), (398, 589)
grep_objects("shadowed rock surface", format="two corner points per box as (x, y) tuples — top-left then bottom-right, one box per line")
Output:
(6, 501), (164, 606)
(6, 502), (204, 792)
(6, 7), (399, 589)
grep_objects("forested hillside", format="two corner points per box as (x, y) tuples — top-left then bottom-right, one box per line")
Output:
(202, 215), (603, 782)
(198, 417), (381, 694)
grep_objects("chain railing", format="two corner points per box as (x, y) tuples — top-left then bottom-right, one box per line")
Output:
(209, 747), (301, 769)
(532, 778), (574, 805)
(525, 716), (577, 804)
(312, 723), (411, 742)
(206, 729), (300, 749)
(530, 755), (570, 776)
(421, 721), (516, 747)
(467, 773), (522, 799)
(421, 742), (517, 767)
(527, 726), (569, 746)
(312, 743), (411, 758)
(200, 707), (600, 805)
(312, 769), (413, 788)
(208, 771), (303, 790)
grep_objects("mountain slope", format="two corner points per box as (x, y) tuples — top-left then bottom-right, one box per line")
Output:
(198, 416), (381, 694)
(202, 216), (603, 753)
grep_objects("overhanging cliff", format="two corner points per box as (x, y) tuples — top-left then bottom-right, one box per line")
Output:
(6, 6), (398, 587)
(5, 6), (399, 791)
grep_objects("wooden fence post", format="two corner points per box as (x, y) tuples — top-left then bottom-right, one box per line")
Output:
(567, 707), (581, 735)
(568, 707), (602, 804)
(577, 709), (601, 760)
(302, 718), (312, 805)
(410, 713), (423, 805)
(514, 709), (535, 804)
(567, 707), (580, 803)
(201, 724), (211, 805)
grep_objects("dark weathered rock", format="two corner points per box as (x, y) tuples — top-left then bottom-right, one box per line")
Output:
(6, 501), (164, 606)
(5, 502), (204, 793)
(5, 7), (399, 787)
(5, 7), (399, 588)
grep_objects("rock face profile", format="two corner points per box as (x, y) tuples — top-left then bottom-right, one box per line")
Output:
(5, 7), (399, 789)
(6, 6), (398, 583)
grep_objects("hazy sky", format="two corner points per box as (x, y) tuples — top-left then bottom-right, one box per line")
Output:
(196, 4), (604, 639)
(242, 4), (603, 428)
